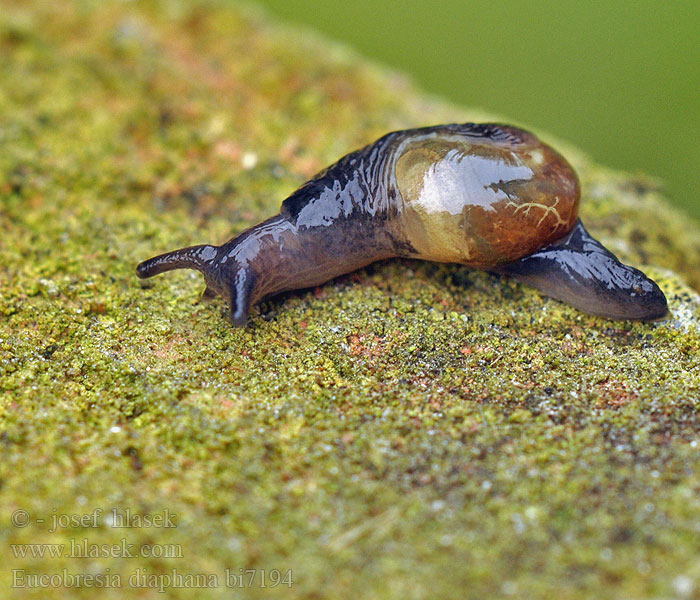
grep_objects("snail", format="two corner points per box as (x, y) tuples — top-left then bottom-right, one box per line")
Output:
(137, 123), (668, 326)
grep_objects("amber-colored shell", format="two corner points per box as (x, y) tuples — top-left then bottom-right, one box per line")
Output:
(393, 127), (580, 267)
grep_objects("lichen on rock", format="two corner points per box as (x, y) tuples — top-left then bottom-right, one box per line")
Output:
(1, 2), (700, 599)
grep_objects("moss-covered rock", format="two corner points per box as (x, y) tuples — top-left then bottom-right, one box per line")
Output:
(1, 2), (699, 599)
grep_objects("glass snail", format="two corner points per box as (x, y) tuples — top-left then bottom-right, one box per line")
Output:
(137, 123), (668, 326)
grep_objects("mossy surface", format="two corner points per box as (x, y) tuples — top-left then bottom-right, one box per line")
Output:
(1, 2), (700, 599)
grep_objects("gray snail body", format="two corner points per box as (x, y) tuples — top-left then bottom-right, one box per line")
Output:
(137, 123), (668, 326)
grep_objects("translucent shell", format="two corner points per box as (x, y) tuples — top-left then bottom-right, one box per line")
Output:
(394, 128), (580, 267)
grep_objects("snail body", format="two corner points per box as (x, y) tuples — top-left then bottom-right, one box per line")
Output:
(137, 123), (668, 326)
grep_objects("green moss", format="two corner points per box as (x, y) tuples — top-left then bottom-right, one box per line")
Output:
(1, 1), (700, 599)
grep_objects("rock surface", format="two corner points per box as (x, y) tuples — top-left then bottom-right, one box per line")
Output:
(1, 2), (700, 598)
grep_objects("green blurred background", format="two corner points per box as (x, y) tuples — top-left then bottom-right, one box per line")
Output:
(256, 0), (700, 218)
